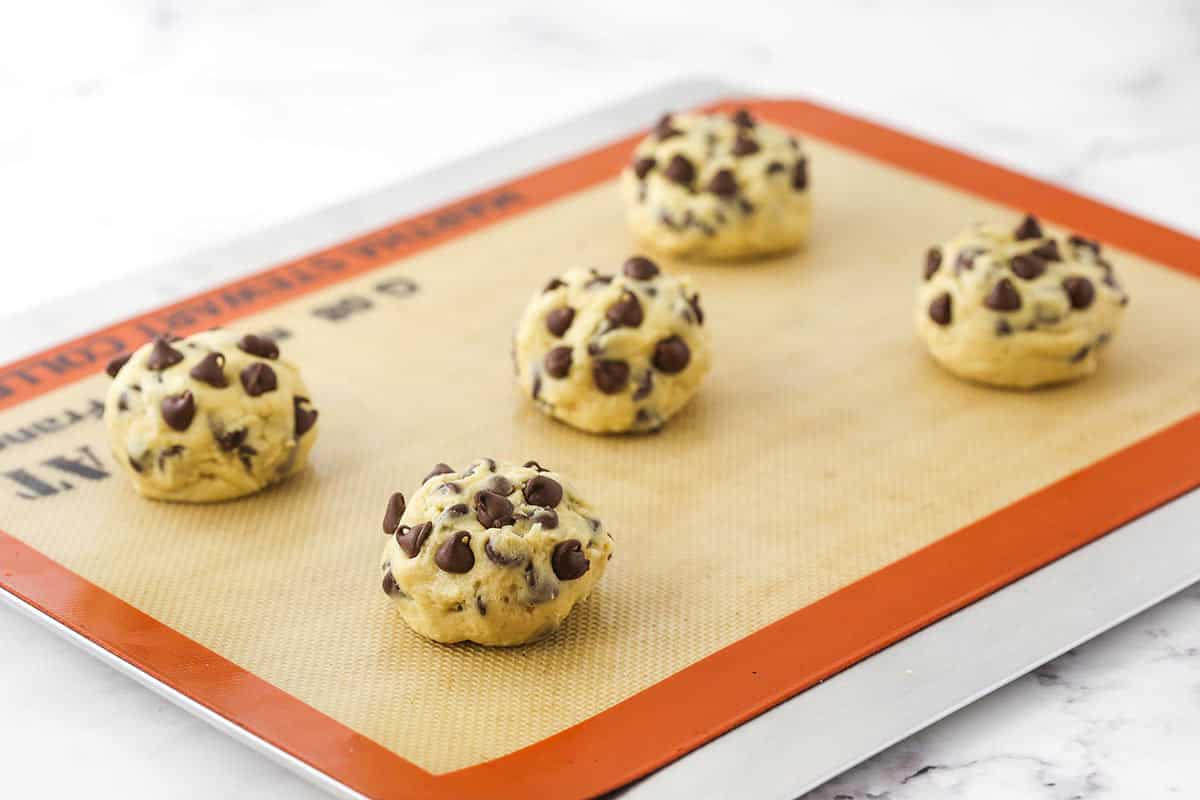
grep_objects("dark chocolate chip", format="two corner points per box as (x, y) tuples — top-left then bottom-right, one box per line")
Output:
(737, 197), (755, 215)
(382, 571), (401, 597)
(623, 256), (660, 280)
(924, 248), (942, 280)
(546, 307), (576, 337)
(523, 460), (550, 472)
(1069, 234), (1101, 254)
(446, 503), (469, 516)
(157, 444), (185, 471)
(160, 391), (195, 431)
(996, 319), (1013, 336)
(531, 509), (559, 529)
(105, 353), (131, 378)
(1031, 240), (1062, 262)
(531, 373), (542, 399)
(236, 443), (257, 472)
(1070, 345), (1091, 363)
(791, 159), (808, 190)
(1014, 214), (1043, 241)
(663, 154), (696, 186)
(129, 455), (144, 473)
(1063, 276), (1095, 310)
(423, 463), (454, 484)
(654, 113), (682, 140)
(117, 393), (129, 412)
(633, 157), (656, 179)
(732, 135), (760, 157)
(607, 292), (644, 328)
(524, 475), (563, 508)
(485, 537), (521, 566)
(544, 277), (566, 293)
(585, 272), (614, 288)
(475, 490), (515, 528)
(551, 540), (589, 581)
(689, 294), (704, 326)
(435, 532), (475, 573)
(216, 428), (247, 452)
(544, 346), (573, 379)
(732, 108), (756, 128)
(633, 370), (653, 401)
(189, 351), (228, 387)
(766, 161), (785, 175)
(238, 334), (279, 359)
(708, 169), (738, 198)
(439, 482), (462, 494)
(956, 248), (982, 272)
(485, 475), (514, 495)
(240, 362), (277, 396)
(293, 397), (318, 436)
(928, 293), (953, 326)
(652, 336), (691, 373)
(146, 338), (184, 371)
(476, 595), (487, 616)
(382, 491), (406, 534)
(592, 360), (630, 394)
(985, 278), (1022, 312)
(1010, 254), (1047, 281)
(396, 521), (433, 558)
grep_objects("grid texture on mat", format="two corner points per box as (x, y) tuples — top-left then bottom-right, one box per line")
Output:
(2, 133), (1200, 774)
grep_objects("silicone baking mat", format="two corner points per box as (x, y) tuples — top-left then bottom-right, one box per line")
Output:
(2, 99), (1199, 799)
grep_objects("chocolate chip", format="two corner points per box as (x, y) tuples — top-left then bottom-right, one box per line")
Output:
(544, 346), (572, 379)
(737, 198), (755, 215)
(117, 393), (129, 412)
(531, 373), (542, 399)
(382, 571), (401, 597)
(294, 397), (318, 436)
(129, 455), (144, 473)
(160, 391), (195, 431)
(663, 154), (695, 186)
(924, 248), (942, 280)
(1031, 240), (1062, 262)
(652, 336), (691, 373)
(996, 319), (1013, 336)
(544, 277), (566, 293)
(423, 463), (454, 484)
(592, 360), (630, 394)
(382, 491), (406, 534)
(524, 475), (563, 508)
(732, 135), (760, 157)
(708, 169), (738, 197)
(476, 595), (487, 616)
(105, 353), (131, 378)
(928, 293), (953, 326)
(396, 521), (433, 558)
(607, 292), (644, 328)
(216, 428), (247, 452)
(732, 108), (756, 128)
(485, 537), (521, 566)
(633, 370), (653, 401)
(791, 159), (808, 190)
(1014, 214), (1043, 241)
(240, 362), (277, 396)
(1010, 254), (1047, 280)
(485, 475), (514, 495)
(1069, 234), (1101, 254)
(531, 509), (559, 529)
(1070, 345), (1091, 363)
(435, 531), (475, 573)
(189, 351), (228, 387)
(146, 338), (184, 371)
(585, 272), (614, 288)
(523, 460), (549, 472)
(439, 482), (462, 494)
(475, 490), (515, 528)
(618, 258), (658, 283)
(956, 248), (982, 272)
(985, 278), (1022, 312)
(1063, 276), (1095, 310)
(633, 157), (656, 179)
(546, 307), (575, 337)
(689, 294), (704, 325)
(157, 444), (185, 471)
(654, 113), (681, 140)
(238, 334), (279, 359)
(766, 161), (785, 175)
(446, 503), (468, 516)
(551, 540), (589, 581)
(236, 443), (256, 472)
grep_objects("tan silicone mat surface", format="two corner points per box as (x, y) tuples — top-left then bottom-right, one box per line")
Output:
(2, 133), (1200, 774)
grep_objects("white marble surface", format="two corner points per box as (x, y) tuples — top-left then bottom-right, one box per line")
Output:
(2, 1), (1199, 798)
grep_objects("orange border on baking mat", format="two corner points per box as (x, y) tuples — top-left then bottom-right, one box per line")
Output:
(2, 99), (1200, 800)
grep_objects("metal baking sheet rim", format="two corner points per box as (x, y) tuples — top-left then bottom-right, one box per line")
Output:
(3, 79), (1197, 800)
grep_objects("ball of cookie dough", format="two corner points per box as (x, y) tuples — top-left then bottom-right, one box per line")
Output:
(620, 107), (811, 260)
(915, 214), (1129, 389)
(513, 257), (712, 434)
(379, 458), (613, 646)
(103, 329), (319, 502)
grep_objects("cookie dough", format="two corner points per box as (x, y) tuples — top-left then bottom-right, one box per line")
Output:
(103, 329), (319, 502)
(379, 458), (613, 646)
(620, 107), (811, 260)
(915, 215), (1129, 389)
(513, 257), (712, 434)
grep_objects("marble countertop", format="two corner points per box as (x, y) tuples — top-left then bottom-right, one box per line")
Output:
(3, 2), (1198, 798)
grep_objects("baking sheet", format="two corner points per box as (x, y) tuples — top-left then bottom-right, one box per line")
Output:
(3, 89), (1199, 799)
